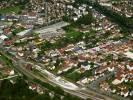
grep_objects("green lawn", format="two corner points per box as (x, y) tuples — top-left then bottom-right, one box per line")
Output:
(0, 6), (21, 14)
(66, 69), (93, 82)
(66, 30), (82, 39)
(12, 27), (25, 36)
(66, 71), (81, 82)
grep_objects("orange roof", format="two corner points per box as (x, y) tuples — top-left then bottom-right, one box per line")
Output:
(4, 28), (11, 34)
(95, 65), (108, 73)
(29, 12), (37, 16)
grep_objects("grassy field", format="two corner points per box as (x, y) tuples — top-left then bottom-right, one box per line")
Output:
(0, 6), (21, 14)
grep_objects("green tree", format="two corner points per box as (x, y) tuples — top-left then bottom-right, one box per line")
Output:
(76, 14), (94, 25)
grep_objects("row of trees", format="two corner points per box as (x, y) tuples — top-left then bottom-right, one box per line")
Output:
(92, 2), (132, 32)
(0, 78), (82, 100)
(73, 0), (132, 33)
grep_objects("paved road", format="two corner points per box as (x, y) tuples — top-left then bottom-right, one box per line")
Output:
(34, 21), (69, 39)
(34, 21), (69, 33)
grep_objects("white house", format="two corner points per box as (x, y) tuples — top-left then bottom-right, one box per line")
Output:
(0, 34), (8, 40)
